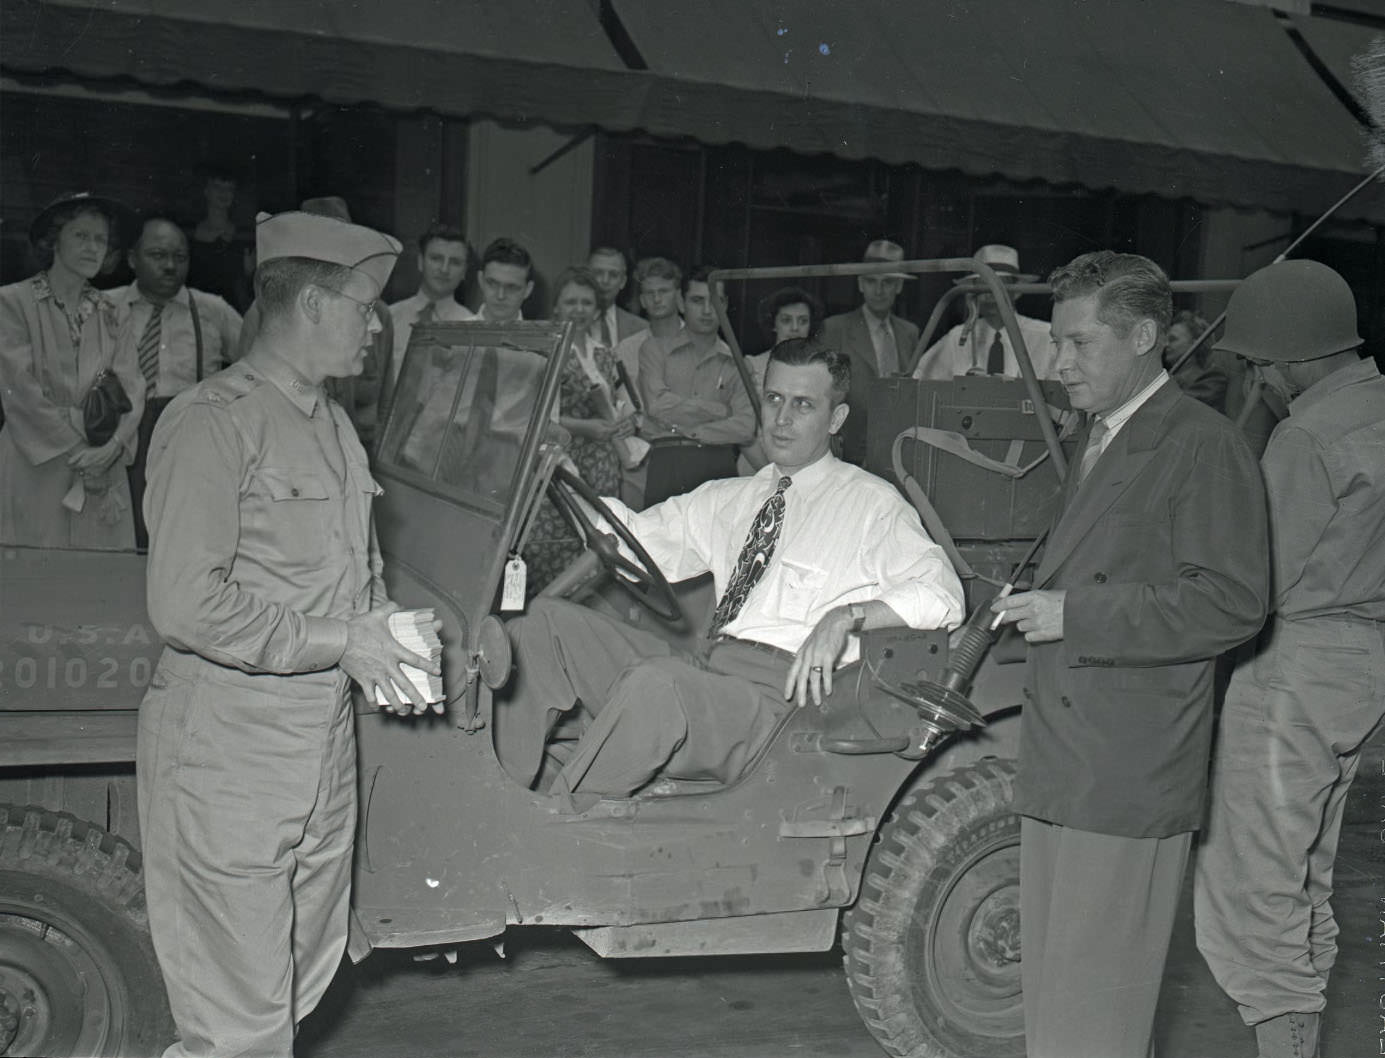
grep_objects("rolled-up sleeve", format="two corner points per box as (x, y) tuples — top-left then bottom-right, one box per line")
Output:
(144, 401), (349, 674)
(599, 491), (716, 585)
(870, 495), (966, 631)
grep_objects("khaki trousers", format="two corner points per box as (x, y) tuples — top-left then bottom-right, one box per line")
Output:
(138, 652), (356, 1058)
(1020, 817), (1190, 1058)
(1195, 615), (1385, 1026)
(494, 597), (793, 796)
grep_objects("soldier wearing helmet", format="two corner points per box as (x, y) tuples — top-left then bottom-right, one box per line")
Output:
(1194, 259), (1385, 1058)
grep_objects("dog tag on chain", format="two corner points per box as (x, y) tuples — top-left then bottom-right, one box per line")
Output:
(501, 556), (527, 611)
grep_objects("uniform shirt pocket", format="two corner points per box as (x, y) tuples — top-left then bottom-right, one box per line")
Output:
(258, 466), (332, 503)
(247, 466), (336, 570)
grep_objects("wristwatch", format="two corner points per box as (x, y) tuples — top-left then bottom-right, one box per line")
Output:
(847, 603), (867, 634)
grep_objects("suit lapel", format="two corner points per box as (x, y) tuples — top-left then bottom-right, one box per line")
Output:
(1035, 382), (1179, 586)
(848, 309), (875, 378)
(887, 315), (911, 374)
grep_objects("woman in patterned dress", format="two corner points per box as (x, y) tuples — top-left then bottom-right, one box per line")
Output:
(0, 192), (143, 548)
(525, 266), (637, 591)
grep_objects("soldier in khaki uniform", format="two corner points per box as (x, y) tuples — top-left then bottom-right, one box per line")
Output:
(137, 210), (439, 1058)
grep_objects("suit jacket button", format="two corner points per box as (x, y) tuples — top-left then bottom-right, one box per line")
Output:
(1094, 571), (1107, 583)
(1061, 696), (1072, 708)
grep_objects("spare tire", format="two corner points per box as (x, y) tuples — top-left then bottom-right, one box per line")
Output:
(0, 805), (173, 1057)
(842, 759), (1023, 1058)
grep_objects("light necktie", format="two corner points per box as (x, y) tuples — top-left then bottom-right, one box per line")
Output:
(987, 330), (1006, 375)
(1078, 418), (1110, 484)
(416, 300), (436, 327)
(710, 475), (792, 633)
(137, 302), (163, 391)
(875, 319), (899, 376)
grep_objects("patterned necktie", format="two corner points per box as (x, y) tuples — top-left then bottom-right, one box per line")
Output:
(875, 319), (899, 376)
(1077, 418), (1110, 484)
(138, 302), (163, 391)
(987, 330), (1006, 375)
(416, 300), (436, 327)
(599, 310), (614, 349)
(710, 475), (792, 633)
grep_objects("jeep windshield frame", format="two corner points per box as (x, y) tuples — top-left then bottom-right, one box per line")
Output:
(372, 320), (575, 653)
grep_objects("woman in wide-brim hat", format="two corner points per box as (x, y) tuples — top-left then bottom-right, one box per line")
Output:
(0, 191), (145, 548)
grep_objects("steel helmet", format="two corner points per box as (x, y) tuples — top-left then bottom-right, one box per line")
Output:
(1214, 260), (1361, 363)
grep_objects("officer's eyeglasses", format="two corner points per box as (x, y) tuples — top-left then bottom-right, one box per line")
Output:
(324, 287), (378, 322)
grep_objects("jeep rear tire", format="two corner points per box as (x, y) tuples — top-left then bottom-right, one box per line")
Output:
(842, 759), (1022, 1058)
(0, 805), (173, 1057)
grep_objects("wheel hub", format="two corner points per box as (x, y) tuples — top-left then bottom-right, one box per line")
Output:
(0, 959), (55, 1057)
(0, 981), (23, 1054)
(971, 897), (1021, 969)
(0, 911), (115, 1057)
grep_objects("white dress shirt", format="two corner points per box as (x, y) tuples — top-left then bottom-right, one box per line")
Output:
(112, 285), (241, 398)
(388, 291), (476, 384)
(473, 304), (524, 323)
(603, 452), (964, 662)
(1093, 370), (1170, 453)
(914, 314), (1057, 381)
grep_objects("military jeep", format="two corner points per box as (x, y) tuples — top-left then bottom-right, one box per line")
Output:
(0, 256), (1096, 1058)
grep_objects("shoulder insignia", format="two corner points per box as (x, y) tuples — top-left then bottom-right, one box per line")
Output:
(190, 362), (262, 407)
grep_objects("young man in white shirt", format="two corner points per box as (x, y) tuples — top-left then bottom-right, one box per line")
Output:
(495, 338), (964, 798)
(387, 223), (474, 384)
(474, 237), (534, 323)
(611, 256), (683, 388)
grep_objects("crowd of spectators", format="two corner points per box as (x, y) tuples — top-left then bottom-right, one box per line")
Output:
(0, 185), (1260, 556)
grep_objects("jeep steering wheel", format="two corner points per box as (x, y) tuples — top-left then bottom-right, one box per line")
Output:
(545, 464), (683, 624)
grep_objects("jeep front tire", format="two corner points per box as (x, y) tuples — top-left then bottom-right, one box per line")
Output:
(842, 759), (1023, 1058)
(0, 805), (173, 1057)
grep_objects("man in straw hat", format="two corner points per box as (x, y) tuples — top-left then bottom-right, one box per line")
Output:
(1195, 260), (1385, 1058)
(820, 238), (920, 465)
(913, 243), (1058, 382)
(137, 209), (440, 1057)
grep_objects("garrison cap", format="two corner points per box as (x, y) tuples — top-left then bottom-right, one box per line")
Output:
(254, 210), (402, 296)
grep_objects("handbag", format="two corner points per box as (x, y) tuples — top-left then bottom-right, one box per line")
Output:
(81, 368), (132, 447)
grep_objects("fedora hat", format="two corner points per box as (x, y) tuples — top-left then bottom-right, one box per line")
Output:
(954, 244), (1038, 285)
(862, 239), (915, 281)
(28, 191), (135, 247)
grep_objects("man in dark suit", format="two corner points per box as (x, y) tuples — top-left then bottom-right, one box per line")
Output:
(992, 251), (1268, 1058)
(589, 246), (650, 348)
(820, 239), (920, 465)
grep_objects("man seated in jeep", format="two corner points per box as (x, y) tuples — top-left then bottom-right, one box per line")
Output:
(496, 338), (964, 797)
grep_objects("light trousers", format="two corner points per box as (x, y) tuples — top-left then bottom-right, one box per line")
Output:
(138, 652), (356, 1058)
(494, 597), (793, 796)
(1195, 614), (1385, 1025)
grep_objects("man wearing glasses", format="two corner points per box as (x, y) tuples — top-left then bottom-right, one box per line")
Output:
(112, 216), (242, 547)
(475, 236), (535, 323)
(138, 209), (440, 1058)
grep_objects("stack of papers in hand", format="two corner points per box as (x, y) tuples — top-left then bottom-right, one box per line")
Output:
(374, 609), (444, 707)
